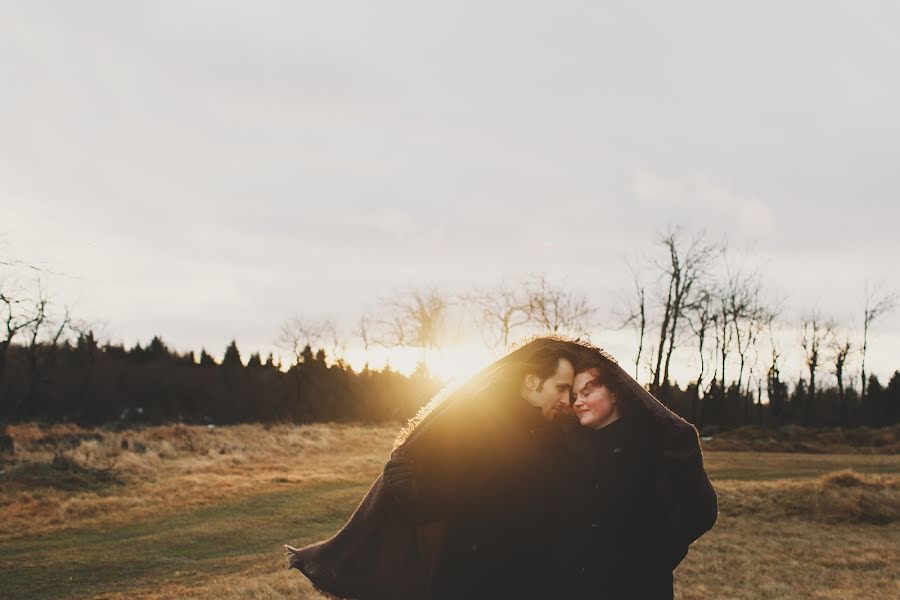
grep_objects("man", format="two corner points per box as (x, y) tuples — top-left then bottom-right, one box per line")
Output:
(552, 345), (718, 599)
(287, 336), (577, 600)
(383, 337), (575, 599)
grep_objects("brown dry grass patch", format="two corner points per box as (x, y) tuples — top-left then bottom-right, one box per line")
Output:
(0, 422), (397, 538)
(701, 424), (900, 454)
(2, 423), (899, 599)
(715, 470), (900, 524)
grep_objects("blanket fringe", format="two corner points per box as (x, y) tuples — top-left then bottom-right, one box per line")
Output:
(285, 545), (359, 600)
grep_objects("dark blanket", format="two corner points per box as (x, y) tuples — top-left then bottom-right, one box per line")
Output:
(554, 416), (694, 599)
(286, 343), (717, 600)
(413, 391), (564, 600)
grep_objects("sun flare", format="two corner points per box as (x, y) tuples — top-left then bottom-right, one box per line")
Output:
(344, 341), (497, 383)
(423, 342), (497, 383)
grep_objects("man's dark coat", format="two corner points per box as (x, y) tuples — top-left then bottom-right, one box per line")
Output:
(411, 392), (563, 599)
(286, 344), (717, 600)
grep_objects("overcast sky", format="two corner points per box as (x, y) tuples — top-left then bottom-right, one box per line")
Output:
(2, 2), (899, 381)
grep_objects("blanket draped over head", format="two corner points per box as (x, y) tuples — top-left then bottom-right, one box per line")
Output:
(286, 338), (718, 600)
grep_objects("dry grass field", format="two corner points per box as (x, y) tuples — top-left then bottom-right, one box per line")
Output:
(1, 423), (898, 600)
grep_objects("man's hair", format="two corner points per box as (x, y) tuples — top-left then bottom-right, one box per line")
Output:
(505, 335), (578, 390)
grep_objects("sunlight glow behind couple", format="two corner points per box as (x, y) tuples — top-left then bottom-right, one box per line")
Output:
(344, 340), (497, 383)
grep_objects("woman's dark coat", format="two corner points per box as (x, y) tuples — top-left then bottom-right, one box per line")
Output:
(286, 343), (717, 600)
(553, 414), (688, 599)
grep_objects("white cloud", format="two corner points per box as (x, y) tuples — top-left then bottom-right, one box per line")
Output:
(2, 1), (899, 378)
(343, 210), (418, 236)
(632, 169), (775, 236)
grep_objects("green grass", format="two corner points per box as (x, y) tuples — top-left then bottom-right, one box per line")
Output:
(1, 444), (898, 600)
(0, 480), (369, 600)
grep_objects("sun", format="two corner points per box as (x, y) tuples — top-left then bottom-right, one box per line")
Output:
(424, 342), (497, 383)
(343, 341), (497, 382)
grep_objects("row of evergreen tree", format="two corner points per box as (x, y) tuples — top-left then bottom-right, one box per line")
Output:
(656, 374), (899, 430)
(0, 334), (441, 425)
(0, 332), (898, 428)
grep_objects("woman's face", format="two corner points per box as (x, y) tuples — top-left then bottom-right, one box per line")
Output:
(571, 369), (620, 429)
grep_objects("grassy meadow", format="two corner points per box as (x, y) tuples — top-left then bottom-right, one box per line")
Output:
(1, 423), (898, 600)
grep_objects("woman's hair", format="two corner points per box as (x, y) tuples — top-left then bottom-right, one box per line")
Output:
(569, 343), (630, 409)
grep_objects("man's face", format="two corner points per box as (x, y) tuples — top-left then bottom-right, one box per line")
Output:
(523, 358), (574, 420)
(571, 369), (619, 429)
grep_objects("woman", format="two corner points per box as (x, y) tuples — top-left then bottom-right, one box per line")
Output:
(553, 346), (718, 599)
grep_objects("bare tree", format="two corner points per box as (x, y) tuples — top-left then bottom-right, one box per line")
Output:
(277, 317), (330, 365)
(686, 287), (715, 393)
(467, 281), (531, 351)
(709, 254), (777, 396)
(747, 303), (779, 423)
(524, 274), (594, 336)
(860, 283), (897, 400)
(727, 271), (764, 394)
(356, 313), (373, 366)
(713, 294), (734, 389)
(681, 286), (716, 424)
(17, 282), (71, 418)
(651, 230), (718, 393)
(618, 267), (648, 380)
(765, 318), (787, 425)
(0, 294), (31, 380)
(829, 332), (852, 426)
(0, 260), (64, 385)
(321, 319), (346, 364)
(375, 288), (449, 361)
(800, 312), (834, 425)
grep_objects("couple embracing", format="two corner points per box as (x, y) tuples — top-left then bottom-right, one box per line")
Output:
(286, 336), (717, 599)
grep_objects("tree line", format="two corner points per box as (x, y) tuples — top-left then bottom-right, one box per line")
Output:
(2, 231), (899, 429)
(617, 230), (899, 429)
(0, 333), (441, 425)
